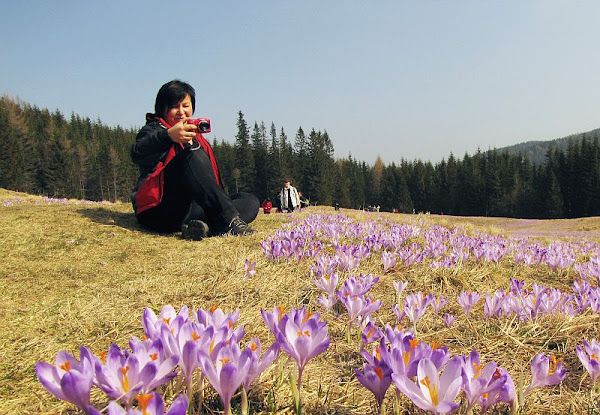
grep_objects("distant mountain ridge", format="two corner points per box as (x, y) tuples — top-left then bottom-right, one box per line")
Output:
(492, 127), (600, 165)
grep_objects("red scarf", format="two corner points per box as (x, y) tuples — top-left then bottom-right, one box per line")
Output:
(158, 117), (222, 187)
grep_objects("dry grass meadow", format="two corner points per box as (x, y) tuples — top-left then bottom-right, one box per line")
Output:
(1, 188), (600, 414)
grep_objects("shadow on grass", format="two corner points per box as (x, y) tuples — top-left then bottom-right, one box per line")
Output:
(77, 207), (144, 232)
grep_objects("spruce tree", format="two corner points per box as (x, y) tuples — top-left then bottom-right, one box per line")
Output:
(371, 156), (384, 205)
(267, 122), (281, 198)
(279, 127), (292, 183)
(251, 122), (269, 201)
(293, 127), (308, 191)
(234, 111), (255, 192)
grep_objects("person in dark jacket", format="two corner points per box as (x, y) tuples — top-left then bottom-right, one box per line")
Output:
(131, 80), (258, 239)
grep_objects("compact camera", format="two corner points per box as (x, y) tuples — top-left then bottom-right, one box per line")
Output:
(188, 118), (211, 134)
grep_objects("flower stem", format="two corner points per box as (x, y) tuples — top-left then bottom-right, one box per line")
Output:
(393, 389), (401, 415)
(346, 322), (352, 344)
(297, 368), (304, 415)
(289, 370), (299, 414)
(186, 377), (193, 411)
(241, 387), (249, 415)
(197, 374), (205, 414)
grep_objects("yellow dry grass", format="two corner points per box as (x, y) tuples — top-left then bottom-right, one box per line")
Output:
(1, 188), (600, 414)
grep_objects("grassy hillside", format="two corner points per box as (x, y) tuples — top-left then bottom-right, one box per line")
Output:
(1, 188), (600, 414)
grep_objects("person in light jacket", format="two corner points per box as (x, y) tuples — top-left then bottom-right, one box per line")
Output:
(279, 180), (301, 212)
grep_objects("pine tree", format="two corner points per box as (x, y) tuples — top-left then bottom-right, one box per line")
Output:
(333, 158), (352, 208)
(279, 127), (293, 183)
(234, 111), (255, 192)
(371, 156), (384, 205)
(544, 168), (564, 218)
(267, 122), (281, 198)
(293, 127), (308, 191)
(395, 168), (414, 213)
(379, 164), (398, 211)
(251, 122), (269, 201)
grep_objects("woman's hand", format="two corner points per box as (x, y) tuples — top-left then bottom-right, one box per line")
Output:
(167, 121), (197, 144)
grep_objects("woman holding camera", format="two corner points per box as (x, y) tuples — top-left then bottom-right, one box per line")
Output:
(130, 80), (258, 240)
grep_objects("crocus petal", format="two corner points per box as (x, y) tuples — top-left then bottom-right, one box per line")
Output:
(392, 372), (433, 412)
(35, 362), (66, 401)
(60, 370), (91, 409)
(417, 359), (440, 404)
(166, 394), (189, 415)
(216, 362), (240, 409)
(107, 401), (127, 415)
(147, 392), (165, 415)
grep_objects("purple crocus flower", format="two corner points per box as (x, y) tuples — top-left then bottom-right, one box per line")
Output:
(169, 320), (218, 385)
(355, 348), (392, 412)
(392, 304), (406, 323)
(311, 254), (336, 277)
(576, 339), (600, 385)
(95, 344), (177, 405)
(404, 292), (431, 326)
(442, 313), (455, 327)
(460, 350), (507, 410)
(35, 347), (97, 414)
(457, 291), (481, 314)
(260, 239), (283, 259)
(241, 337), (280, 392)
(197, 307), (240, 330)
(430, 295), (448, 313)
(361, 321), (384, 345)
(392, 356), (463, 415)
(484, 291), (505, 318)
(261, 305), (287, 335)
(337, 274), (380, 298)
(525, 353), (567, 394)
(393, 280), (408, 304)
(318, 294), (338, 311)
(198, 342), (252, 415)
(477, 367), (516, 412)
(243, 259), (256, 279)
(381, 251), (398, 272)
(510, 278), (525, 295)
(336, 250), (361, 271)
(314, 272), (339, 297)
(380, 328), (446, 379)
(339, 294), (382, 326)
(265, 307), (329, 415)
(107, 393), (188, 415)
(275, 307), (330, 382)
(142, 305), (189, 340)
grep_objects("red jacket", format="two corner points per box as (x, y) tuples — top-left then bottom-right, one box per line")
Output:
(262, 200), (273, 213)
(131, 115), (221, 214)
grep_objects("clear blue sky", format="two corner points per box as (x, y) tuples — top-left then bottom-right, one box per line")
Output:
(2, 1), (599, 163)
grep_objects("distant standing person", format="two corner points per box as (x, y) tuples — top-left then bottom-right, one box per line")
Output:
(130, 80), (258, 239)
(279, 179), (300, 212)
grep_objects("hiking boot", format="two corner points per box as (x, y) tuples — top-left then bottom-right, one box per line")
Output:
(181, 219), (209, 241)
(227, 216), (256, 236)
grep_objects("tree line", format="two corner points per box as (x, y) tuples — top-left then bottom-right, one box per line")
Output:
(1, 96), (599, 218)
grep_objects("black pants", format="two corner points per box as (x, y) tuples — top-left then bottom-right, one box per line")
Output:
(137, 146), (259, 234)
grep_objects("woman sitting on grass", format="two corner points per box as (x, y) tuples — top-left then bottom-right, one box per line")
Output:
(130, 80), (258, 240)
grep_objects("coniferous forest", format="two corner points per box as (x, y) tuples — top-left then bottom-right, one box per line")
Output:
(1, 95), (599, 219)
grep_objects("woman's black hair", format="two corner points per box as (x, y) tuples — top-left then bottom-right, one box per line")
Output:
(154, 80), (195, 118)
